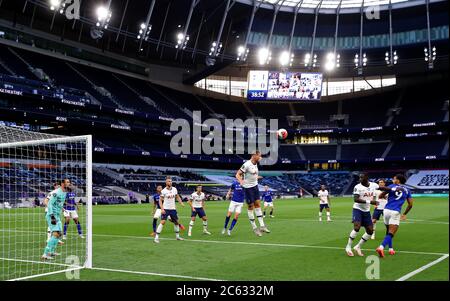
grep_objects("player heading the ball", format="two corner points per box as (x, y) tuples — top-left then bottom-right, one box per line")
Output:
(235, 151), (270, 237)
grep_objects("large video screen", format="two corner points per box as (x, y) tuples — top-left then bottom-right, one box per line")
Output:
(247, 71), (323, 101)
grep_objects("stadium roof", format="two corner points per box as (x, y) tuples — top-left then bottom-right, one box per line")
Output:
(237, 0), (444, 13)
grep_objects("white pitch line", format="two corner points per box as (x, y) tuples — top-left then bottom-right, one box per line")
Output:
(0, 257), (222, 281)
(7, 267), (84, 281)
(93, 215), (450, 225)
(0, 256), (77, 268)
(90, 267), (225, 281)
(406, 218), (449, 225)
(93, 233), (449, 256)
(396, 254), (449, 281)
(0, 229), (446, 256)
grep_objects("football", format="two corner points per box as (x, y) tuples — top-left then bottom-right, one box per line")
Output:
(277, 128), (288, 140)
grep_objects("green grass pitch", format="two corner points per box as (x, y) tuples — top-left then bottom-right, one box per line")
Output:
(1, 197), (448, 281)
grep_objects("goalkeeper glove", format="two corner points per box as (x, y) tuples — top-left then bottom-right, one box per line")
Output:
(50, 215), (57, 225)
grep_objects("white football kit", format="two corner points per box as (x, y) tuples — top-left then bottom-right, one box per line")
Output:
(228, 201), (244, 213)
(191, 192), (205, 208)
(318, 190), (329, 204)
(383, 209), (401, 226)
(240, 160), (259, 188)
(353, 182), (379, 212)
(374, 190), (388, 210)
(160, 187), (178, 210)
(63, 209), (78, 219)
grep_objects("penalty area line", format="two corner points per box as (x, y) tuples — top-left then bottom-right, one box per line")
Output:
(396, 254), (449, 281)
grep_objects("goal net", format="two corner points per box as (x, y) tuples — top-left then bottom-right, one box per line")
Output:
(0, 125), (92, 281)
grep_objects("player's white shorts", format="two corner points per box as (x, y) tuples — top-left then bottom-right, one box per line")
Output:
(264, 202), (274, 208)
(228, 201), (244, 214)
(383, 209), (401, 226)
(63, 209), (78, 219)
(153, 208), (162, 219)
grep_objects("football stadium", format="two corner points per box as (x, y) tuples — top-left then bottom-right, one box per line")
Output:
(0, 0), (448, 286)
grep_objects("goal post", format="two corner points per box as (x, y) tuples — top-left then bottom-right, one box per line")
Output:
(0, 126), (92, 281)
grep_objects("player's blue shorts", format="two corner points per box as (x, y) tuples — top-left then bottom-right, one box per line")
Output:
(161, 209), (178, 222)
(352, 209), (373, 227)
(191, 208), (206, 218)
(372, 209), (384, 221)
(45, 214), (62, 233)
(244, 186), (260, 204)
(319, 204), (329, 211)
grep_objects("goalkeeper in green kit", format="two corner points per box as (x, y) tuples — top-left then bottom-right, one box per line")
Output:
(41, 178), (71, 260)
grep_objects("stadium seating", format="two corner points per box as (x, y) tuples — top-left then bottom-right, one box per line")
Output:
(342, 91), (399, 127)
(247, 102), (291, 126)
(113, 74), (189, 118)
(388, 137), (447, 157)
(0, 163), (85, 205)
(341, 142), (389, 160)
(3, 46), (115, 106)
(154, 84), (207, 114)
(2, 43), (448, 130)
(0, 45), (37, 79)
(200, 97), (250, 119)
(292, 101), (338, 125)
(393, 84), (448, 125)
(90, 165), (355, 197)
(300, 145), (337, 161)
(278, 146), (302, 161)
(1, 43), (448, 173)
(259, 171), (353, 196)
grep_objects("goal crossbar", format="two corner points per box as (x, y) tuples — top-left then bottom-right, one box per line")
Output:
(0, 135), (92, 149)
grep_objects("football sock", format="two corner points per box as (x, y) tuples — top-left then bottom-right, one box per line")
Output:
(224, 216), (231, 229)
(174, 225), (180, 238)
(247, 210), (257, 230)
(356, 233), (372, 248)
(347, 230), (358, 249)
(203, 221), (208, 231)
(255, 207), (265, 227)
(326, 212), (330, 219)
(229, 219), (238, 231)
(152, 218), (158, 232)
(63, 222), (68, 235)
(319, 212), (322, 219)
(47, 228), (51, 242)
(270, 209), (273, 216)
(380, 233), (393, 249)
(188, 221), (194, 233)
(385, 229), (393, 248)
(155, 223), (163, 239)
(76, 222), (82, 235)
